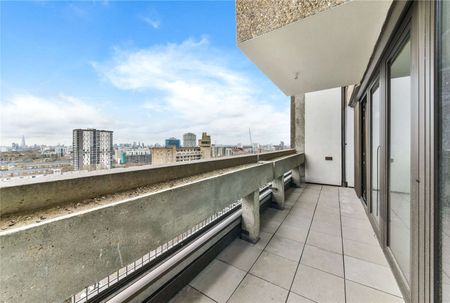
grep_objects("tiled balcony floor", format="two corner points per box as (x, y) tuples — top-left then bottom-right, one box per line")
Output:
(170, 184), (404, 303)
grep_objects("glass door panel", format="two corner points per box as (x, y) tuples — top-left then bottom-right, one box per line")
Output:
(361, 98), (368, 205)
(389, 39), (411, 283)
(371, 85), (381, 226)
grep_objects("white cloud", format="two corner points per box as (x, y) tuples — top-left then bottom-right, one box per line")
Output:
(141, 16), (160, 29)
(93, 37), (290, 145)
(0, 94), (113, 145)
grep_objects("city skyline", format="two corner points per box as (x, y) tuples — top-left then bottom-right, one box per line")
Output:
(2, 131), (286, 149)
(0, 1), (290, 146)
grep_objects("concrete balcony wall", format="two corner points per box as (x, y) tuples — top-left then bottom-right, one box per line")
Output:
(0, 152), (304, 303)
(0, 149), (294, 216)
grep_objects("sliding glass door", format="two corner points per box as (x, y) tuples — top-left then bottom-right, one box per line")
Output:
(388, 38), (411, 284)
(361, 97), (368, 205)
(371, 84), (381, 226)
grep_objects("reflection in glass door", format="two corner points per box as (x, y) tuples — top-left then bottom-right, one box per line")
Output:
(371, 85), (381, 226)
(438, 0), (450, 300)
(361, 98), (368, 205)
(389, 39), (411, 283)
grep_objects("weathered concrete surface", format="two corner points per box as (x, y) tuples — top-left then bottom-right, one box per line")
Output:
(291, 94), (306, 185)
(291, 166), (303, 187)
(0, 150), (294, 217)
(271, 176), (285, 209)
(291, 94), (305, 154)
(0, 162), (274, 303)
(271, 153), (305, 207)
(258, 149), (295, 161)
(241, 190), (260, 243)
(236, 0), (348, 42)
(272, 153), (305, 179)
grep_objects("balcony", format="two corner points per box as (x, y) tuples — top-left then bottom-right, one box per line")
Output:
(1, 1), (425, 302)
(0, 147), (405, 303)
(170, 185), (404, 303)
(0, 150), (305, 302)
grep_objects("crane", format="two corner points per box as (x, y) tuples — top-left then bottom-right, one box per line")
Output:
(249, 128), (254, 154)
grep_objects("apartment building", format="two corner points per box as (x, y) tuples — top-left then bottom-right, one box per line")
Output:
(198, 132), (212, 160)
(165, 137), (181, 149)
(183, 132), (196, 148)
(72, 129), (113, 170)
(151, 146), (210, 165)
(1, 2), (449, 303)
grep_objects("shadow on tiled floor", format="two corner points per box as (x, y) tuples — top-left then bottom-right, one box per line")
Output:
(170, 185), (404, 303)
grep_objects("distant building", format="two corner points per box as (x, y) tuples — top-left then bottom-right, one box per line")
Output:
(152, 146), (202, 165)
(198, 132), (211, 146)
(115, 149), (126, 164)
(212, 145), (234, 158)
(20, 136), (26, 149)
(114, 147), (151, 166)
(54, 145), (66, 157)
(175, 147), (202, 162)
(198, 132), (212, 160)
(151, 146), (177, 165)
(125, 148), (151, 165)
(152, 132), (212, 164)
(165, 137), (181, 149)
(183, 133), (196, 147)
(274, 141), (287, 151)
(73, 129), (113, 170)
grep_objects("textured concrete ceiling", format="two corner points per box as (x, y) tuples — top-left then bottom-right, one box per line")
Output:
(236, 0), (348, 43)
(238, 0), (393, 95)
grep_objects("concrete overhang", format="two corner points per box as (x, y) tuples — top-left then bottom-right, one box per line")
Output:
(237, 0), (393, 95)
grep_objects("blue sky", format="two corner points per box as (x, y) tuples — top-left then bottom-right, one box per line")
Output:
(1, 0), (289, 146)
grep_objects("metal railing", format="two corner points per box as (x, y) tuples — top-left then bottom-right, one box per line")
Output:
(69, 200), (241, 303)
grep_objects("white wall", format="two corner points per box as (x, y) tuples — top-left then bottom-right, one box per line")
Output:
(345, 106), (355, 187)
(305, 87), (342, 185)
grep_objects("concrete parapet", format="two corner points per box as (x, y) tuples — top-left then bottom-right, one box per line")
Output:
(272, 153), (305, 179)
(0, 162), (273, 303)
(0, 150), (295, 217)
(0, 151), (304, 303)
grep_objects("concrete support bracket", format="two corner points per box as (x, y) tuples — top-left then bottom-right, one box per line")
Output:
(271, 176), (285, 209)
(291, 165), (305, 188)
(241, 190), (260, 243)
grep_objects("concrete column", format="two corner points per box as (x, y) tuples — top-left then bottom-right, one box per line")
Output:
(241, 190), (260, 243)
(272, 176), (285, 209)
(291, 94), (305, 184)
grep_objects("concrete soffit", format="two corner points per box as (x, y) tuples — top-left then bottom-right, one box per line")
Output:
(236, 0), (349, 43)
(237, 0), (393, 96)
